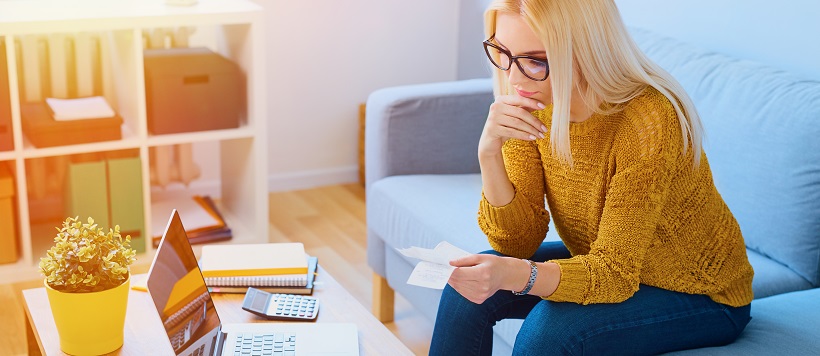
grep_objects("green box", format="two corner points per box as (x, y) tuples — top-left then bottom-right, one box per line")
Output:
(65, 158), (146, 253)
(65, 161), (109, 228)
(107, 158), (145, 253)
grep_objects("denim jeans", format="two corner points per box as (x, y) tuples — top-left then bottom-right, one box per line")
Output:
(429, 241), (751, 355)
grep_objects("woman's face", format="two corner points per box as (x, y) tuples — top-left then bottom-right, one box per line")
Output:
(494, 12), (552, 105)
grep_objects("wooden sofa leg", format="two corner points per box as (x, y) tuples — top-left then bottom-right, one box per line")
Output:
(372, 272), (395, 323)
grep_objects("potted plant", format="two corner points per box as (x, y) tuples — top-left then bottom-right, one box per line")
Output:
(39, 216), (137, 355)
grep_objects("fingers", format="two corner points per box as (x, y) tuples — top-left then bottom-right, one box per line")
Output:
(498, 95), (546, 113)
(450, 254), (482, 267)
(487, 97), (548, 141)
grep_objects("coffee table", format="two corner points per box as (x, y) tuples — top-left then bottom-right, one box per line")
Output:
(23, 266), (413, 355)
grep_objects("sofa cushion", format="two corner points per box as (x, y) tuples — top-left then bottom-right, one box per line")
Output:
(667, 287), (820, 355)
(368, 174), (491, 258)
(747, 249), (813, 299)
(631, 28), (820, 287)
(368, 174), (562, 265)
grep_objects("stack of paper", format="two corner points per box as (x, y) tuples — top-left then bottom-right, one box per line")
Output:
(45, 96), (116, 121)
(151, 195), (231, 247)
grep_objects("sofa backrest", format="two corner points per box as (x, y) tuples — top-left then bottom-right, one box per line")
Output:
(630, 28), (820, 287)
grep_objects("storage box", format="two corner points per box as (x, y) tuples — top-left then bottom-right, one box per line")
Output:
(144, 47), (243, 134)
(0, 40), (13, 151)
(64, 157), (145, 253)
(0, 162), (18, 264)
(21, 102), (123, 148)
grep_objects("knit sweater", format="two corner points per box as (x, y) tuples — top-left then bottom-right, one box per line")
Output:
(478, 87), (754, 307)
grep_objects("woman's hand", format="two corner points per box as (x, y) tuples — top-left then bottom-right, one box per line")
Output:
(478, 95), (547, 158)
(447, 254), (531, 304)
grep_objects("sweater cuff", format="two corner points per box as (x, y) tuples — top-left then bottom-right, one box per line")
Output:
(544, 258), (590, 304)
(479, 190), (532, 232)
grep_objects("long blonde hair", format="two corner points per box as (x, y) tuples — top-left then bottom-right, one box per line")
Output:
(485, 0), (703, 165)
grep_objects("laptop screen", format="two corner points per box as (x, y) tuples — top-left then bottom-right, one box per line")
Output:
(147, 210), (222, 355)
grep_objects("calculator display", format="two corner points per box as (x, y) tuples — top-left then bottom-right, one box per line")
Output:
(251, 292), (268, 311)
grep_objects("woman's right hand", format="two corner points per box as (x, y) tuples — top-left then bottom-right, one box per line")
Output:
(478, 95), (547, 158)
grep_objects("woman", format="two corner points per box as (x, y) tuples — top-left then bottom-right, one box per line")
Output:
(429, 0), (754, 355)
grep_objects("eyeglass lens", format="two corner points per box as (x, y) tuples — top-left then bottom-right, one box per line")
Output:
(485, 44), (548, 81)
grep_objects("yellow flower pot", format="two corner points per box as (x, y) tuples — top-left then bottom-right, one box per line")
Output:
(45, 275), (130, 355)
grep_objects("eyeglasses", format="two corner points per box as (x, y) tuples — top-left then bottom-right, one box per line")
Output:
(483, 35), (550, 81)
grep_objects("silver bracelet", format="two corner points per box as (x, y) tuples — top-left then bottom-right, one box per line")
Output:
(512, 259), (538, 296)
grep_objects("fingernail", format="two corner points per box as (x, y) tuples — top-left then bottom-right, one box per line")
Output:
(539, 133), (545, 139)
(541, 125), (547, 132)
(537, 102), (546, 109)
(529, 135), (537, 140)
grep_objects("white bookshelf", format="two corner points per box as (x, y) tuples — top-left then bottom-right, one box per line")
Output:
(0, 0), (268, 283)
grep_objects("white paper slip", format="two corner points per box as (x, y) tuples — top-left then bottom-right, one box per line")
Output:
(396, 241), (471, 289)
(46, 96), (116, 121)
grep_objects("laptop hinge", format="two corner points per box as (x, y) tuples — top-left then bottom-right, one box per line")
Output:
(212, 325), (225, 356)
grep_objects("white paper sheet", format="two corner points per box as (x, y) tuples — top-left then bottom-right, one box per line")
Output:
(396, 241), (471, 289)
(46, 96), (115, 121)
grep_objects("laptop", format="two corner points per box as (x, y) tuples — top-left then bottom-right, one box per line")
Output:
(147, 210), (360, 356)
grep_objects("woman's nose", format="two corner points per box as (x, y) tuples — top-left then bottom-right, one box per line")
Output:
(507, 62), (530, 86)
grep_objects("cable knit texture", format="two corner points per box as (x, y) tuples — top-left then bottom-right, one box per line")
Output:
(478, 87), (754, 307)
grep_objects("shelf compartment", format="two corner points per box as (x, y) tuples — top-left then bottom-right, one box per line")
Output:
(0, 160), (20, 265)
(14, 29), (144, 151)
(1, 37), (13, 153)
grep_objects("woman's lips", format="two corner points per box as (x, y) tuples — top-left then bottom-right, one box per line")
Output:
(515, 88), (537, 97)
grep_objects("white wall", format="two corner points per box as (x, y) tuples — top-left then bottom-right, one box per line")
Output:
(615, 0), (820, 81)
(261, 1), (461, 191)
(457, 0), (493, 80)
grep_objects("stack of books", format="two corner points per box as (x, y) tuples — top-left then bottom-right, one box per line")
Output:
(199, 242), (318, 295)
(152, 195), (231, 248)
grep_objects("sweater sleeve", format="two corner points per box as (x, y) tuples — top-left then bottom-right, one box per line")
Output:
(546, 96), (682, 304)
(478, 137), (551, 259)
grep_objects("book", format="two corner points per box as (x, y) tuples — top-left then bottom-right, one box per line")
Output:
(209, 257), (318, 295)
(199, 242), (308, 278)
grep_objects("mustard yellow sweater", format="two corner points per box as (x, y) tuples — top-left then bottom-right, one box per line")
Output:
(478, 88), (754, 307)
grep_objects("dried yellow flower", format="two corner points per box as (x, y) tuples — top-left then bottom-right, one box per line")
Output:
(39, 217), (137, 293)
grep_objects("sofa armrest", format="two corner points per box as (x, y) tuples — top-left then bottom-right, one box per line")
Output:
(364, 78), (493, 190)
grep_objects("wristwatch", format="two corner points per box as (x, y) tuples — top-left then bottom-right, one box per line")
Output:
(512, 259), (538, 295)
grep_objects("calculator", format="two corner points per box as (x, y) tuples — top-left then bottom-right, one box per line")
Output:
(242, 287), (319, 321)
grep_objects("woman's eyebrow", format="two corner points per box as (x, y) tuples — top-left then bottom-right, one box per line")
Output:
(495, 37), (547, 56)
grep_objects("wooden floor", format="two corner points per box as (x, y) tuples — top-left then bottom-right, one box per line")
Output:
(0, 184), (433, 356)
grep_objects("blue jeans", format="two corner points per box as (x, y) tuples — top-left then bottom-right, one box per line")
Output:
(429, 241), (751, 355)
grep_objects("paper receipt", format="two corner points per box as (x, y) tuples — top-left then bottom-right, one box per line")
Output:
(396, 241), (471, 289)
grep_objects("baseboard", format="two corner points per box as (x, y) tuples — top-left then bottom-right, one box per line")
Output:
(268, 165), (359, 192)
(147, 165), (359, 199)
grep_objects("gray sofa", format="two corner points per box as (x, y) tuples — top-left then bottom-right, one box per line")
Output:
(366, 28), (820, 354)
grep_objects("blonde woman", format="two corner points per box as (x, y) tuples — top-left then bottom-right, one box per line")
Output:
(429, 0), (754, 354)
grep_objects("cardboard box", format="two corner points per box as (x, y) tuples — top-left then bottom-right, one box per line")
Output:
(0, 40), (13, 152)
(0, 162), (18, 264)
(21, 102), (123, 148)
(144, 47), (243, 134)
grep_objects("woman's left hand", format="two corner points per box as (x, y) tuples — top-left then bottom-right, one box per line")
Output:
(448, 254), (529, 304)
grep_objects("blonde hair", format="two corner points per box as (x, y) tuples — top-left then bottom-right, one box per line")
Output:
(485, 0), (703, 165)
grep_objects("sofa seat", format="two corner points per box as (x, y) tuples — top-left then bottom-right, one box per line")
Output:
(369, 173), (820, 353)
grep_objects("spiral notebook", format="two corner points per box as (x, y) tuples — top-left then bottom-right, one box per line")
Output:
(208, 256), (318, 295)
(205, 256), (317, 287)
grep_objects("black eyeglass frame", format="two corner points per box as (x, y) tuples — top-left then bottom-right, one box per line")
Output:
(483, 35), (550, 81)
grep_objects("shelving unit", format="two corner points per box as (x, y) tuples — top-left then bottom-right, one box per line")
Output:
(0, 0), (267, 283)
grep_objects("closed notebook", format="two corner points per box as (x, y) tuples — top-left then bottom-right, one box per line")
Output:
(199, 242), (308, 278)
(209, 257), (318, 295)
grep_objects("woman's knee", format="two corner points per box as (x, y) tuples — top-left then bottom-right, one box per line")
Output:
(513, 301), (588, 355)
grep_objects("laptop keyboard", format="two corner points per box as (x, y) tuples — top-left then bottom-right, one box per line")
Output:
(234, 332), (297, 356)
